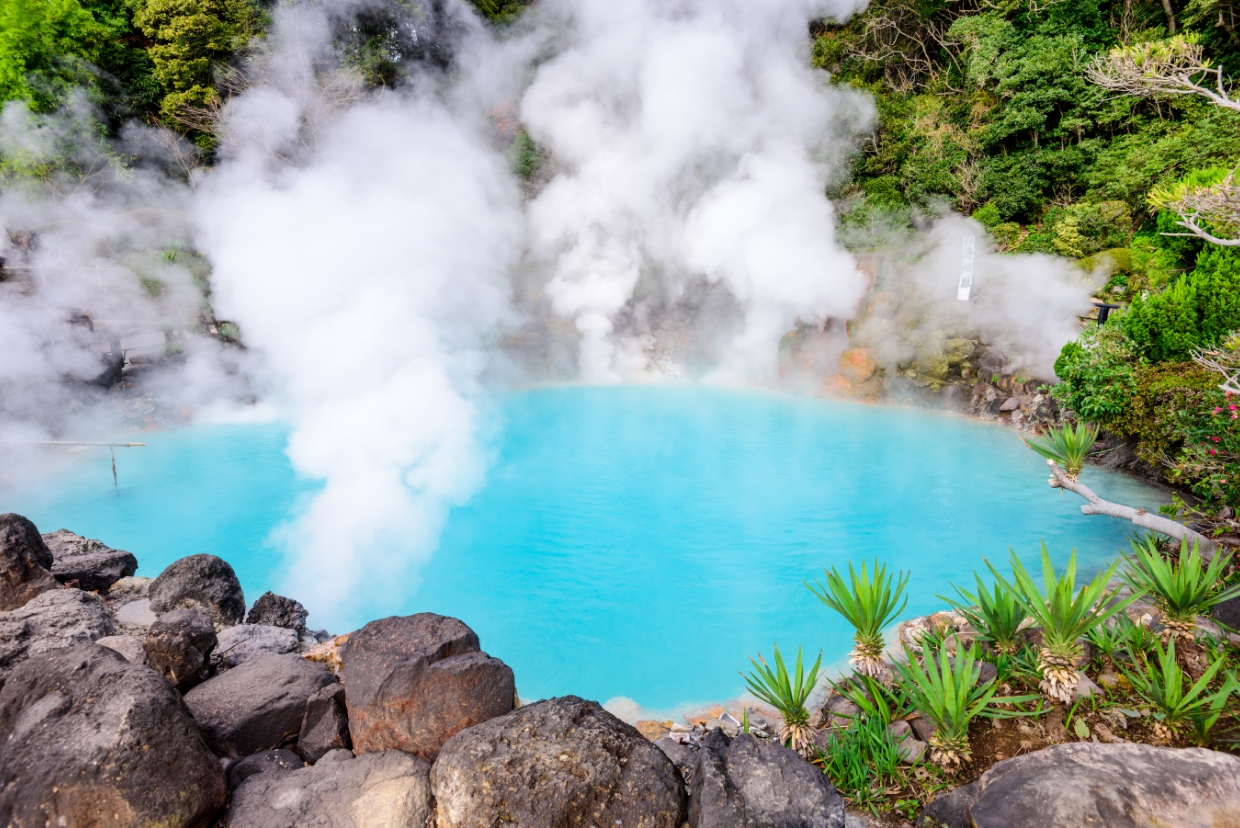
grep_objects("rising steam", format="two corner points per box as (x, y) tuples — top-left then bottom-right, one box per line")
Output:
(0, 0), (1096, 629)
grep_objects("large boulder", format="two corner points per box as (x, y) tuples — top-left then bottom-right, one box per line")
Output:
(149, 554), (245, 626)
(183, 653), (336, 758)
(0, 588), (115, 687)
(246, 591), (309, 632)
(0, 513), (58, 610)
(431, 695), (686, 828)
(341, 613), (514, 761)
(227, 749), (431, 828)
(298, 682), (352, 762)
(41, 528), (137, 591)
(965, 742), (1240, 827)
(1213, 594), (1240, 631)
(215, 624), (299, 669)
(0, 643), (226, 827)
(228, 749), (305, 790)
(689, 728), (845, 828)
(145, 608), (217, 690)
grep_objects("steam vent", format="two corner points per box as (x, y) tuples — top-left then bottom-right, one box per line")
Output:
(2, 0), (1240, 825)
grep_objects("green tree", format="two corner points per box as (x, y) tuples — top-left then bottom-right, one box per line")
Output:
(0, 0), (111, 111)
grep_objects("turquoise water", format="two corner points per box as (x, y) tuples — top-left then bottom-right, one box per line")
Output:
(1, 386), (1166, 711)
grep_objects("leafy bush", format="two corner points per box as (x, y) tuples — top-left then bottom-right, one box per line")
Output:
(1052, 323), (1141, 420)
(1124, 247), (1240, 362)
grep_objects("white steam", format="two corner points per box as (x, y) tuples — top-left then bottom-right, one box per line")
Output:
(521, 0), (872, 381)
(197, 3), (523, 626)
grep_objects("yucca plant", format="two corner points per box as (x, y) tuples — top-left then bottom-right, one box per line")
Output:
(741, 644), (822, 756)
(894, 643), (1040, 769)
(1115, 611), (1160, 660)
(1022, 421), (1099, 481)
(941, 573), (1028, 655)
(1085, 618), (1127, 671)
(828, 673), (913, 728)
(1122, 537), (1240, 641)
(988, 544), (1142, 703)
(1120, 638), (1236, 744)
(807, 560), (909, 678)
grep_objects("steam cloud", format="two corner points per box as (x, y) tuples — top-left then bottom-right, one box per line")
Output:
(0, 0), (1097, 629)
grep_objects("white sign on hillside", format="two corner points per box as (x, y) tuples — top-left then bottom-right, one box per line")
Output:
(957, 235), (976, 301)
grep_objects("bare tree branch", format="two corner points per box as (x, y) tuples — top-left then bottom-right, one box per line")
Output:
(1193, 334), (1240, 395)
(1086, 36), (1240, 112)
(1046, 459), (1221, 558)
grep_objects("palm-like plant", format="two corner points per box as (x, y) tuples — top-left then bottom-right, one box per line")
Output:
(828, 673), (913, 728)
(807, 559), (909, 678)
(1122, 537), (1240, 641)
(1121, 638), (1236, 744)
(988, 544), (1142, 703)
(893, 643), (1039, 769)
(741, 644), (822, 756)
(941, 573), (1028, 655)
(1022, 422), (1099, 481)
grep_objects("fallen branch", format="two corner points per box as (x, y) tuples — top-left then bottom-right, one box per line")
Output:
(1045, 460), (1220, 559)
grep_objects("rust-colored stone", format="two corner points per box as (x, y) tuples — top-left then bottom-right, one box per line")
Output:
(838, 348), (878, 384)
(304, 633), (348, 677)
(341, 614), (514, 762)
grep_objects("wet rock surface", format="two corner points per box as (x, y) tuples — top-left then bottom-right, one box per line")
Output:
(341, 613), (514, 761)
(227, 749), (431, 828)
(298, 682), (352, 762)
(215, 623), (299, 669)
(246, 591), (309, 632)
(184, 653), (336, 759)
(965, 742), (1240, 827)
(431, 695), (686, 828)
(689, 728), (845, 828)
(0, 643), (225, 828)
(149, 553), (246, 626)
(41, 528), (137, 591)
(0, 588), (115, 687)
(145, 608), (217, 690)
(0, 513), (58, 610)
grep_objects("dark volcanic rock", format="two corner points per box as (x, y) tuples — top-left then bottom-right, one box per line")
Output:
(0, 513), (58, 610)
(228, 749), (304, 790)
(96, 634), (149, 666)
(966, 742), (1240, 827)
(341, 613), (514, 761)
(41, 528), (137, 591)
(917, 782), (976, 828)
(214, 624), (299, 669)
(145, 608), (217, 690)
(298, 682), (352, 763)
(245, 591), (309, 632)
(431, 695), (685, 828)
(227, 750), (431, 828)
(0, 643), (226, 827)
(689, 728), (844, 828)
(1213, 594), (1240, 631)
(0, 589), (115, 687)
(654, 736), (696, 778)
(149, 554), (245, 626)
(183, 653), (336, 759)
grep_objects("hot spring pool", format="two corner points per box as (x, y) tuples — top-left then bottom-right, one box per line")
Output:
(3, 386), (1166, 713)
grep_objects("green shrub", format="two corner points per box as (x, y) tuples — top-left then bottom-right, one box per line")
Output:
(1052, 323), (1142, 421)
(818, 715), (905, 807)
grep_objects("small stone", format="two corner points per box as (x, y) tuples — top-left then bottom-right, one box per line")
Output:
(149, 554), (245, 627)
(303, 633), (348, 677)
(115, 597), (158, 632)
(298, 683), (352, 763)
(96, 634), (149, 666)
(41, 529), (137, 592)
(0, 513), (58, 611)
(245, 592), (309, 633)
(214, 624), (299, 669)
(107, 575), (153, 600)
(144, 608), (217, 690)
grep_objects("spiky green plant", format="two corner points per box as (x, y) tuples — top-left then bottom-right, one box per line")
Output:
(828, 673), (913, 728)
(1022, 422), (1099, 481)
(941, 573), (1029, 655)
(1085, 618), (1127, 670)
(893, 643), (1040, 769)
(818, 715), (904, 807)
(1122, 537), (1240, 640)
(741, 644), (822, 756)
(1115, 611), (1160, 659)
(1121, 638), (1236, 744)
(807, 560), (909, 678)
(988, 544), (1142, 703)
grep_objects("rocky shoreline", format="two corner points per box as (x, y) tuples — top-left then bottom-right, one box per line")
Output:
(2, 511), (1238, 828)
